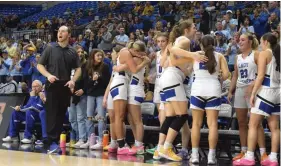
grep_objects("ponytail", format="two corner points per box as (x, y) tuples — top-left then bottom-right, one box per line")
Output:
(252, 37), (259, 50)
(262, 32), (280, 72)
(169, 25), (181, 44)
(201, 35), (217, 74)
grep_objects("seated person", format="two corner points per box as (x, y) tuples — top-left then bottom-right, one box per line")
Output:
(0, 75), (17, 93)
(2, 80), (47, 144)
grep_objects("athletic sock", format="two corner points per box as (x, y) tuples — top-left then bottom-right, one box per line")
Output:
(259, 148), (266, 156)
(157, 144), (163, 151)
(269, 152), (278, 161)
(192, 148), (199, 155)
(163, 142), (172, 150)
(241, 146), (247, 153)
(245, 151), (255, 160)
(208, 149), (216, 157)
(135, 140), (143, 147)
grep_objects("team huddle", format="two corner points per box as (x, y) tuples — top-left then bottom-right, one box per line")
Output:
(103, 20), (280, 166)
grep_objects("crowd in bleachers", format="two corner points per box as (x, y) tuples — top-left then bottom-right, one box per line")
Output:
(0, 1), (280, 164)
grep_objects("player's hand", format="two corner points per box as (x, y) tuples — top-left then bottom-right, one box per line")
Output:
(227, 93), (233, 104)
(194, 51), (208, 62)
(250, 94), (255, 107)
(74, 89), (84, 96)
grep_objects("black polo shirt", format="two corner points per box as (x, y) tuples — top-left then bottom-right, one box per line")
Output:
(38, 43), (80, 81)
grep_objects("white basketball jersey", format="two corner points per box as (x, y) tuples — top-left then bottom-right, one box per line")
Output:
(236, 51), (257, 87)
(129, 67), (146, 97)
(156, 51), (164, 82)
(261, 49), (280, 88)
(191, 52), (221, 96)
(113, 57), (130, 80)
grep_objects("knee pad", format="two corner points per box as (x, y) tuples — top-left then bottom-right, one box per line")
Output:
(170, 114), (189, 132)
(160, 116), (176, 135)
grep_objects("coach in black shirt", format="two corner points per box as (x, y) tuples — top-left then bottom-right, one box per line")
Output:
(37, 26), (81, 153)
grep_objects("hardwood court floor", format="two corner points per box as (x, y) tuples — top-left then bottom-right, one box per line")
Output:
(0, 142), (247, 166)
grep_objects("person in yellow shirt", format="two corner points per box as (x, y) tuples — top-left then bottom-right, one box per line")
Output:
(5, 40), (17, 58)
(142, 2), (154, 16)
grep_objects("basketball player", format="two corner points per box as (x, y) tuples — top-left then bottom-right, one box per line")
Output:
(234, 33), (280, 166)
(189, 35), (229, 164)
(155, 20), (207, 161)
(228, 33), (267, 162)
(110, 41), (150, 155)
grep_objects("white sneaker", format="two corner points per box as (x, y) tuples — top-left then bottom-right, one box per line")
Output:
(80, 141), (89, 149)
(21, 138), (32, 144)
(74, 140), (85, 149)
(207, 155), (217, 165)
(90, 142), (103, 150)
(190, 152), (199, 164)
(2, 136), (18, 142)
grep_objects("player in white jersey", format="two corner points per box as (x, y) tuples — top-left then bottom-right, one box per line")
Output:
(146, 32), (169, 155)
(110, 41), (150, 155)
(235, 33), (280, 166)
(154, 20), (207, 162)
(228, 33), (266, 162)
(189, 35), (229, 165)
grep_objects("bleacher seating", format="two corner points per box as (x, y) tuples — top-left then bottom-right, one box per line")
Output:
(0, 4), (42, 18)
(21, 2), (98, 25)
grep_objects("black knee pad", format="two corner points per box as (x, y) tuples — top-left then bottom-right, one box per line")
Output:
(160, 116), (176, 135)
(170, 114), (189, 132)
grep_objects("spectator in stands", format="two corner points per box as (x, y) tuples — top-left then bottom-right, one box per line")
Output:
(225, 33), (240, 72)
(142, 2), (154, 16)
(222, 10), (238, 36)
(35, 39), (46, 54)
(265, 12), (280, 32)
(67, 46), (87, 148)
(238, 16), (255, 34)
(80, 49), (110, 149)
(130, 17), (142, 33)
(28, 54), (46, 85)
(0, 75), (17, 94)
(5, 40), (17, 58)
(20, 46), (36, 88)
(233, 9), (244, 30)
(9, 53), (22, 83)
(191, 31), (203, 52)
(0, 37), (7, 51)
(2, 80), (47, 144)
(129, 32), (136, 42)
(133, 2), (141, 15)
(251, 9), (268, 40)
(135, 29), (144, 41)
(198, 5), (210, 35)
(268, 1), (280, 17)
(73, 34), (87, 51)
(112, 26), (129, 47)
(97, 26), (113, 52)
(214, 31), (228, 56)
(0, 50), (12, 83)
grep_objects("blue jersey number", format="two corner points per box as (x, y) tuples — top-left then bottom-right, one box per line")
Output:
(159, 66), (162, 73)
(240, 69), (248, 78)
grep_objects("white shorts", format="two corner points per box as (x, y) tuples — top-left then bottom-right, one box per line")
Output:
(110, 78), (128, 101)
(160, 67), (187, 102)
(107, 93), (113, 110)
(234, 86), (250, 109)
(251, 88), (280, 117)
(153, 86), (166, 103)
(190, 96), (221, 111)
(128, 96), (145, 105)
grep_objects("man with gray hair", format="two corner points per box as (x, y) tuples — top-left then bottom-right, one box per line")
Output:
(2, 80), (47, 144)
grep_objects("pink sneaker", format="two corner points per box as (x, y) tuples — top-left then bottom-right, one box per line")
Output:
(117, 147), (130, 155)
(108, 144), (118, 153)
(233, 158), (255, 166)
(127, 147), (137, 155)
(261, 158), (279, 166)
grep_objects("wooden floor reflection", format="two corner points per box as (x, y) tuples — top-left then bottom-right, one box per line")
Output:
(0, 149), (153, 166)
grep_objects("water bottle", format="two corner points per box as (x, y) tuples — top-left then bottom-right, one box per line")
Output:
(89, 133), (96, 147)
(102, 130), (109, 147)
(17, 82), (22, 93)
(60, 132), (66, 148)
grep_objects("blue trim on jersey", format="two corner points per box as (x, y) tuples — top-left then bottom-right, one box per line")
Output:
(131, 77), (139, 85)
(258, 101), (273, 115)
(164, 89), (176, 100)
(261, 76), (270, 87)
(190, 96), (205, 109)
(272, 104), (280, 114)
(199, 62), (206, 70)
(206, 97), (221, 108)
(160, 91), (166, 102)
(134, 96), (144, 103)
(110, 88), (119, 98)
